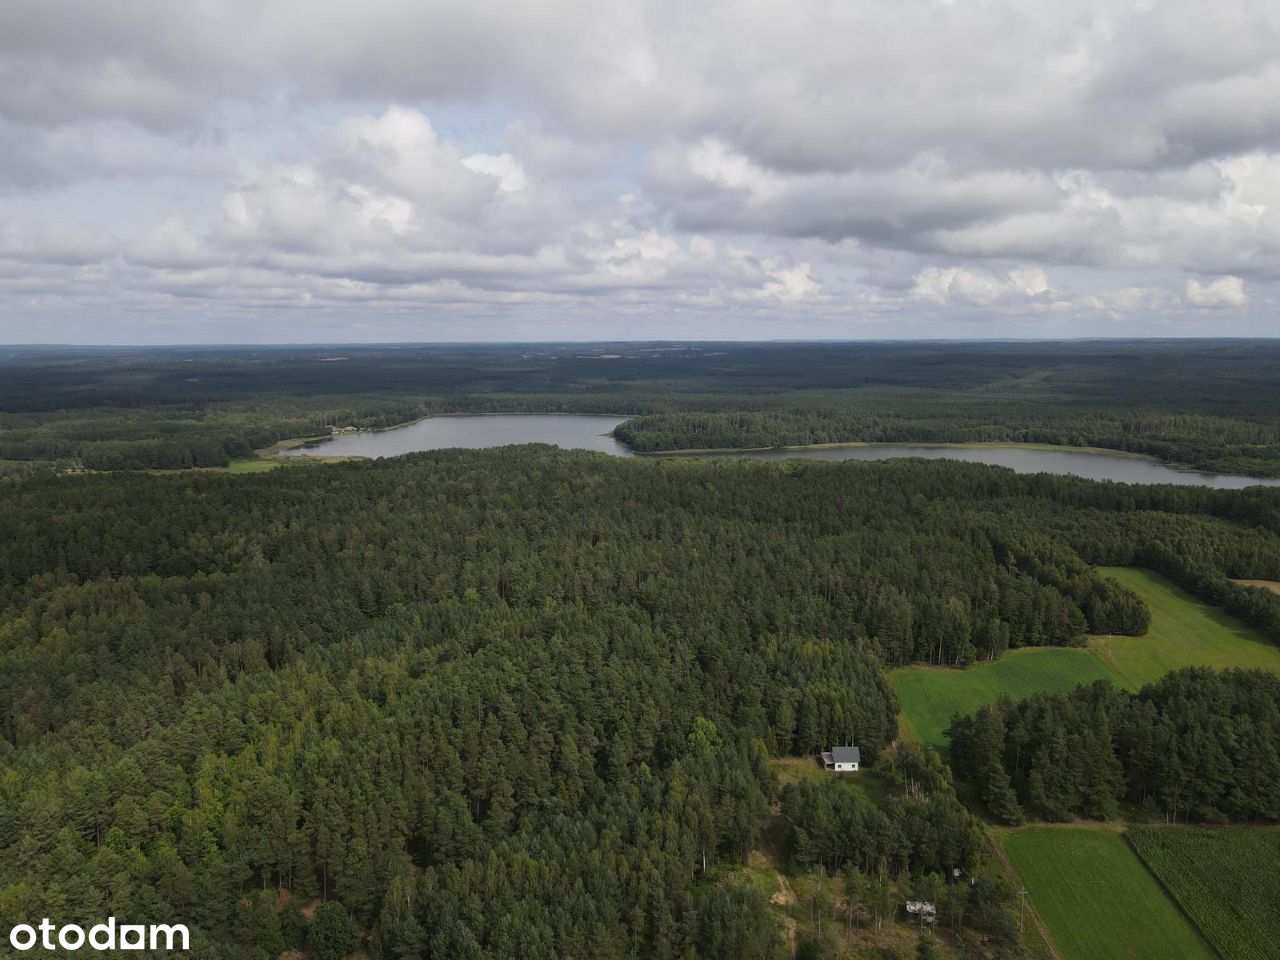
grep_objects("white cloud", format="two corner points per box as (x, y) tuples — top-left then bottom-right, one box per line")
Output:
(761, 263), (819, 302)
(461, 153), (527, 193)
(1079, 286), (1176, 315)
(1185, 275), (1248, 307)
(912, 266), (1052, 307)
(0, 105), (832, 331)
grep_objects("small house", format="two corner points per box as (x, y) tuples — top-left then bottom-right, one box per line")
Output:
(820, 745), (860, 772)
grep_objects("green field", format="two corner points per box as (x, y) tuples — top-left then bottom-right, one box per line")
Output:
(1090, 567), (1280, 688)
(891, 648), (1111, 749)
(1128, 826), (1280, 960)
(225, 457), (284, 473)
(893, 567), (1280, 749)
(1000, 827), (1214, 960)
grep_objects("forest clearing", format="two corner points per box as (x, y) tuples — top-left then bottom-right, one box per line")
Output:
(1089, 567), (1280, 686)
(891, 650), (1110, 750)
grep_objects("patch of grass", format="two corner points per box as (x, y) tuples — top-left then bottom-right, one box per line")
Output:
(1128, 825), (1280, 960)
(769, 758), (899, 811)
(224, 457), (284, 474)
(891, 648), (1112, 750)
(1090, 567), (1280, 689)
(770, 756), (828, 786)
(149, 457), (288, 475)
(1000, 826), (1214, 960)
(737, 851), (783, 900)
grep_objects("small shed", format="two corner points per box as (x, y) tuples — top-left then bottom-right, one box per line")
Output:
(821, 745), (861, 772)
(906, 900), (937, 924)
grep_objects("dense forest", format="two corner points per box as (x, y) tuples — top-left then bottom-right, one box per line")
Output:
(5, 341), (1280, 474)
(3, 445), (1280, 956)
(950, 669), (1280, 824)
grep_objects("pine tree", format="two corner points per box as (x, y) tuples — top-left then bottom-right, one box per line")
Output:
(310, 901), (359, 960)
(915, 931), (942, 960)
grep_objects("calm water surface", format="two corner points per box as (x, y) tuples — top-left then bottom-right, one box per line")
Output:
(281, 414), (635, 458)
(282, 414), (1280, 489)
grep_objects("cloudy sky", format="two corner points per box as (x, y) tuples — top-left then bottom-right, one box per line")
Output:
(2, 0), (1278, 342)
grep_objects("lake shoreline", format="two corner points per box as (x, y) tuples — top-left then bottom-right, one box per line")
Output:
(637, 439), (1280, 482)
(639, 439), (1154, 461)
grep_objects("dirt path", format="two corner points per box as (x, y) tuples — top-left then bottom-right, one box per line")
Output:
(749, 848), (798, 956)
(774, 895), (798, 955)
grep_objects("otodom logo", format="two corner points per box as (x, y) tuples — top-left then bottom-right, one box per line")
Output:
(7, 918), (189, 952)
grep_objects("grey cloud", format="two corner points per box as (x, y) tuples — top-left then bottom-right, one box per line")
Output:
(2, 0), (1279, 340)
(7, 1), (1275, 170)
(647, 141), (1062, 244)
(0, 117), (228, 189)
(0, 218), (119, 264)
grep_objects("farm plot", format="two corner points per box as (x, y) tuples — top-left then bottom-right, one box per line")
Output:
(1128, 825), (1280, 960)
(1000, 826), (1214, 960)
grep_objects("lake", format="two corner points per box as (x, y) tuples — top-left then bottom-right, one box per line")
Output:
(281, 414), (636, 459)
(281, 414), (1280, 489)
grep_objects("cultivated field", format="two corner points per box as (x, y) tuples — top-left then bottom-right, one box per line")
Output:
(891, 649), (1110, 750)
(1091, 567), (1280, 688)
(1128, 826), (1280, 960)
(1000, 827), (1214, 960)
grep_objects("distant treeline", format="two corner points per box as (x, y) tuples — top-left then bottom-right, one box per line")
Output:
(6, 341), (1280, 473)
(0, 398), (434, 470)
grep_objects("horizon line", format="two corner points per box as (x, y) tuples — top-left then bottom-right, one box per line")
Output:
(4, 335), (1280, 350)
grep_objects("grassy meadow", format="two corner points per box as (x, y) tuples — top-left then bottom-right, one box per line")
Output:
(891, 648), (1111, 750)
(1000, 827), (1214, 960)
(892, 566), (1280, 750)
(1090, 567), (1280, 688)
(224, 457), (284, 473)
(1128, 826), (1280, 960)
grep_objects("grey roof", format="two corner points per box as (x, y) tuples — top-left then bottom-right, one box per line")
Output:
(831, 746), (860, 763)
